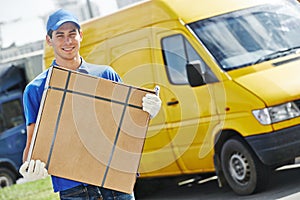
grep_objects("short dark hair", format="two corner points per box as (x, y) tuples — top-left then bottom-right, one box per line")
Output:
(47, 30), (53, 38)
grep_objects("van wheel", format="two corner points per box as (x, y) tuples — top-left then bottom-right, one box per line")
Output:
(0, 168), (16, 188)
(220, 137), (270, 195)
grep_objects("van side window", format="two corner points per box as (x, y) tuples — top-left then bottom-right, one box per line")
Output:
(162, 34), (208, 85)
(1, 99), (24, 131)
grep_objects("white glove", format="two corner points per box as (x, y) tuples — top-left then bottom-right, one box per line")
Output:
(142, 86), (162, 119)
(19, 160), (48, 182)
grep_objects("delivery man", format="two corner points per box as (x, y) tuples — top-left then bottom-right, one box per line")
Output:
(19, 9), (161, 200)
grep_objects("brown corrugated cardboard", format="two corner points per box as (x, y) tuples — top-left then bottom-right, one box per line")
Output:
(28, 66), (153, 194)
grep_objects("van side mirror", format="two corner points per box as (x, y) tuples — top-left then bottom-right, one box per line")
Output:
(186, 60), (206, 87)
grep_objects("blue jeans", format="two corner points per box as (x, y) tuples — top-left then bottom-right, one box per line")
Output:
(59, 185), (135, 200)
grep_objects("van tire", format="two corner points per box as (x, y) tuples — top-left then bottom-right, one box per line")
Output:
(0, 167), (16, 188)
(220, 137), (270, 195)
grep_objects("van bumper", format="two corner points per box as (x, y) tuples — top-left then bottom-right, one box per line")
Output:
(245, 124), (300, 166)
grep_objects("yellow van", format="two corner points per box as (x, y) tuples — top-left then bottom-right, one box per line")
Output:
(44, 0), (300, 195)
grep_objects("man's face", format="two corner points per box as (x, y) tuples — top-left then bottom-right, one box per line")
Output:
(46, 22), (82, 63)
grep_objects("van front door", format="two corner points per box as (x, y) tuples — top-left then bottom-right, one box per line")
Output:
(154, 31), (221, 173)
(0, 94), (26, 169)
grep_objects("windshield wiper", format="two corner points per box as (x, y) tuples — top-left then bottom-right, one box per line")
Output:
(252, 46), (300, 65)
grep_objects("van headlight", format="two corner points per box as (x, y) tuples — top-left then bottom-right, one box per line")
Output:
(252, 102), (300, 125)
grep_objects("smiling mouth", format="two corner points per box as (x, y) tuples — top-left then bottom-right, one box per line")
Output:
(62, 47), (75, 51)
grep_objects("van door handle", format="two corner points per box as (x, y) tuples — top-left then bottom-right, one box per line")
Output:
(167, 100), (179, 106)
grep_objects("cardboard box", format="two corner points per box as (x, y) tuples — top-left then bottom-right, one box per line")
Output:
(28, 66), (153, 194)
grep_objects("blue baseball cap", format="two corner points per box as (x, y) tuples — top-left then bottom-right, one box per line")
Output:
(46, 9), (80, 33)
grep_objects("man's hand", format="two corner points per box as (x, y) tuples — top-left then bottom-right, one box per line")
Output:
(19, 160), (48, 182)
(142, 86), (162, 119)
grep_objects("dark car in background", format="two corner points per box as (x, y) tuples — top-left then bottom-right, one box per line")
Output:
(0, 64), (27, 188)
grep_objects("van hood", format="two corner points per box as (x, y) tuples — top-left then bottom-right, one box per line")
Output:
(233, 61), (300, 106)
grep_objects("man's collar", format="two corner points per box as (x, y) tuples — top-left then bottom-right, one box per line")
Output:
(76, 58), (89, 74)
(51, 58), (90, 74)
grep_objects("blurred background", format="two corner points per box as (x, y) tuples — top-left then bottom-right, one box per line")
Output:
(0, 0), (143, 66)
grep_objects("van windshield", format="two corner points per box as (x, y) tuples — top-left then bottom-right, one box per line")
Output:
(188, 0), (300, 71)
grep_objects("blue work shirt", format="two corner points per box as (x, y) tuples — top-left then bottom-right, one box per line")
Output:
(23, 58), (122, 192)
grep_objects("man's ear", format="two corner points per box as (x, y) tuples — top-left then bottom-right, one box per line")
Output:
(46, 35), (52, 46)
